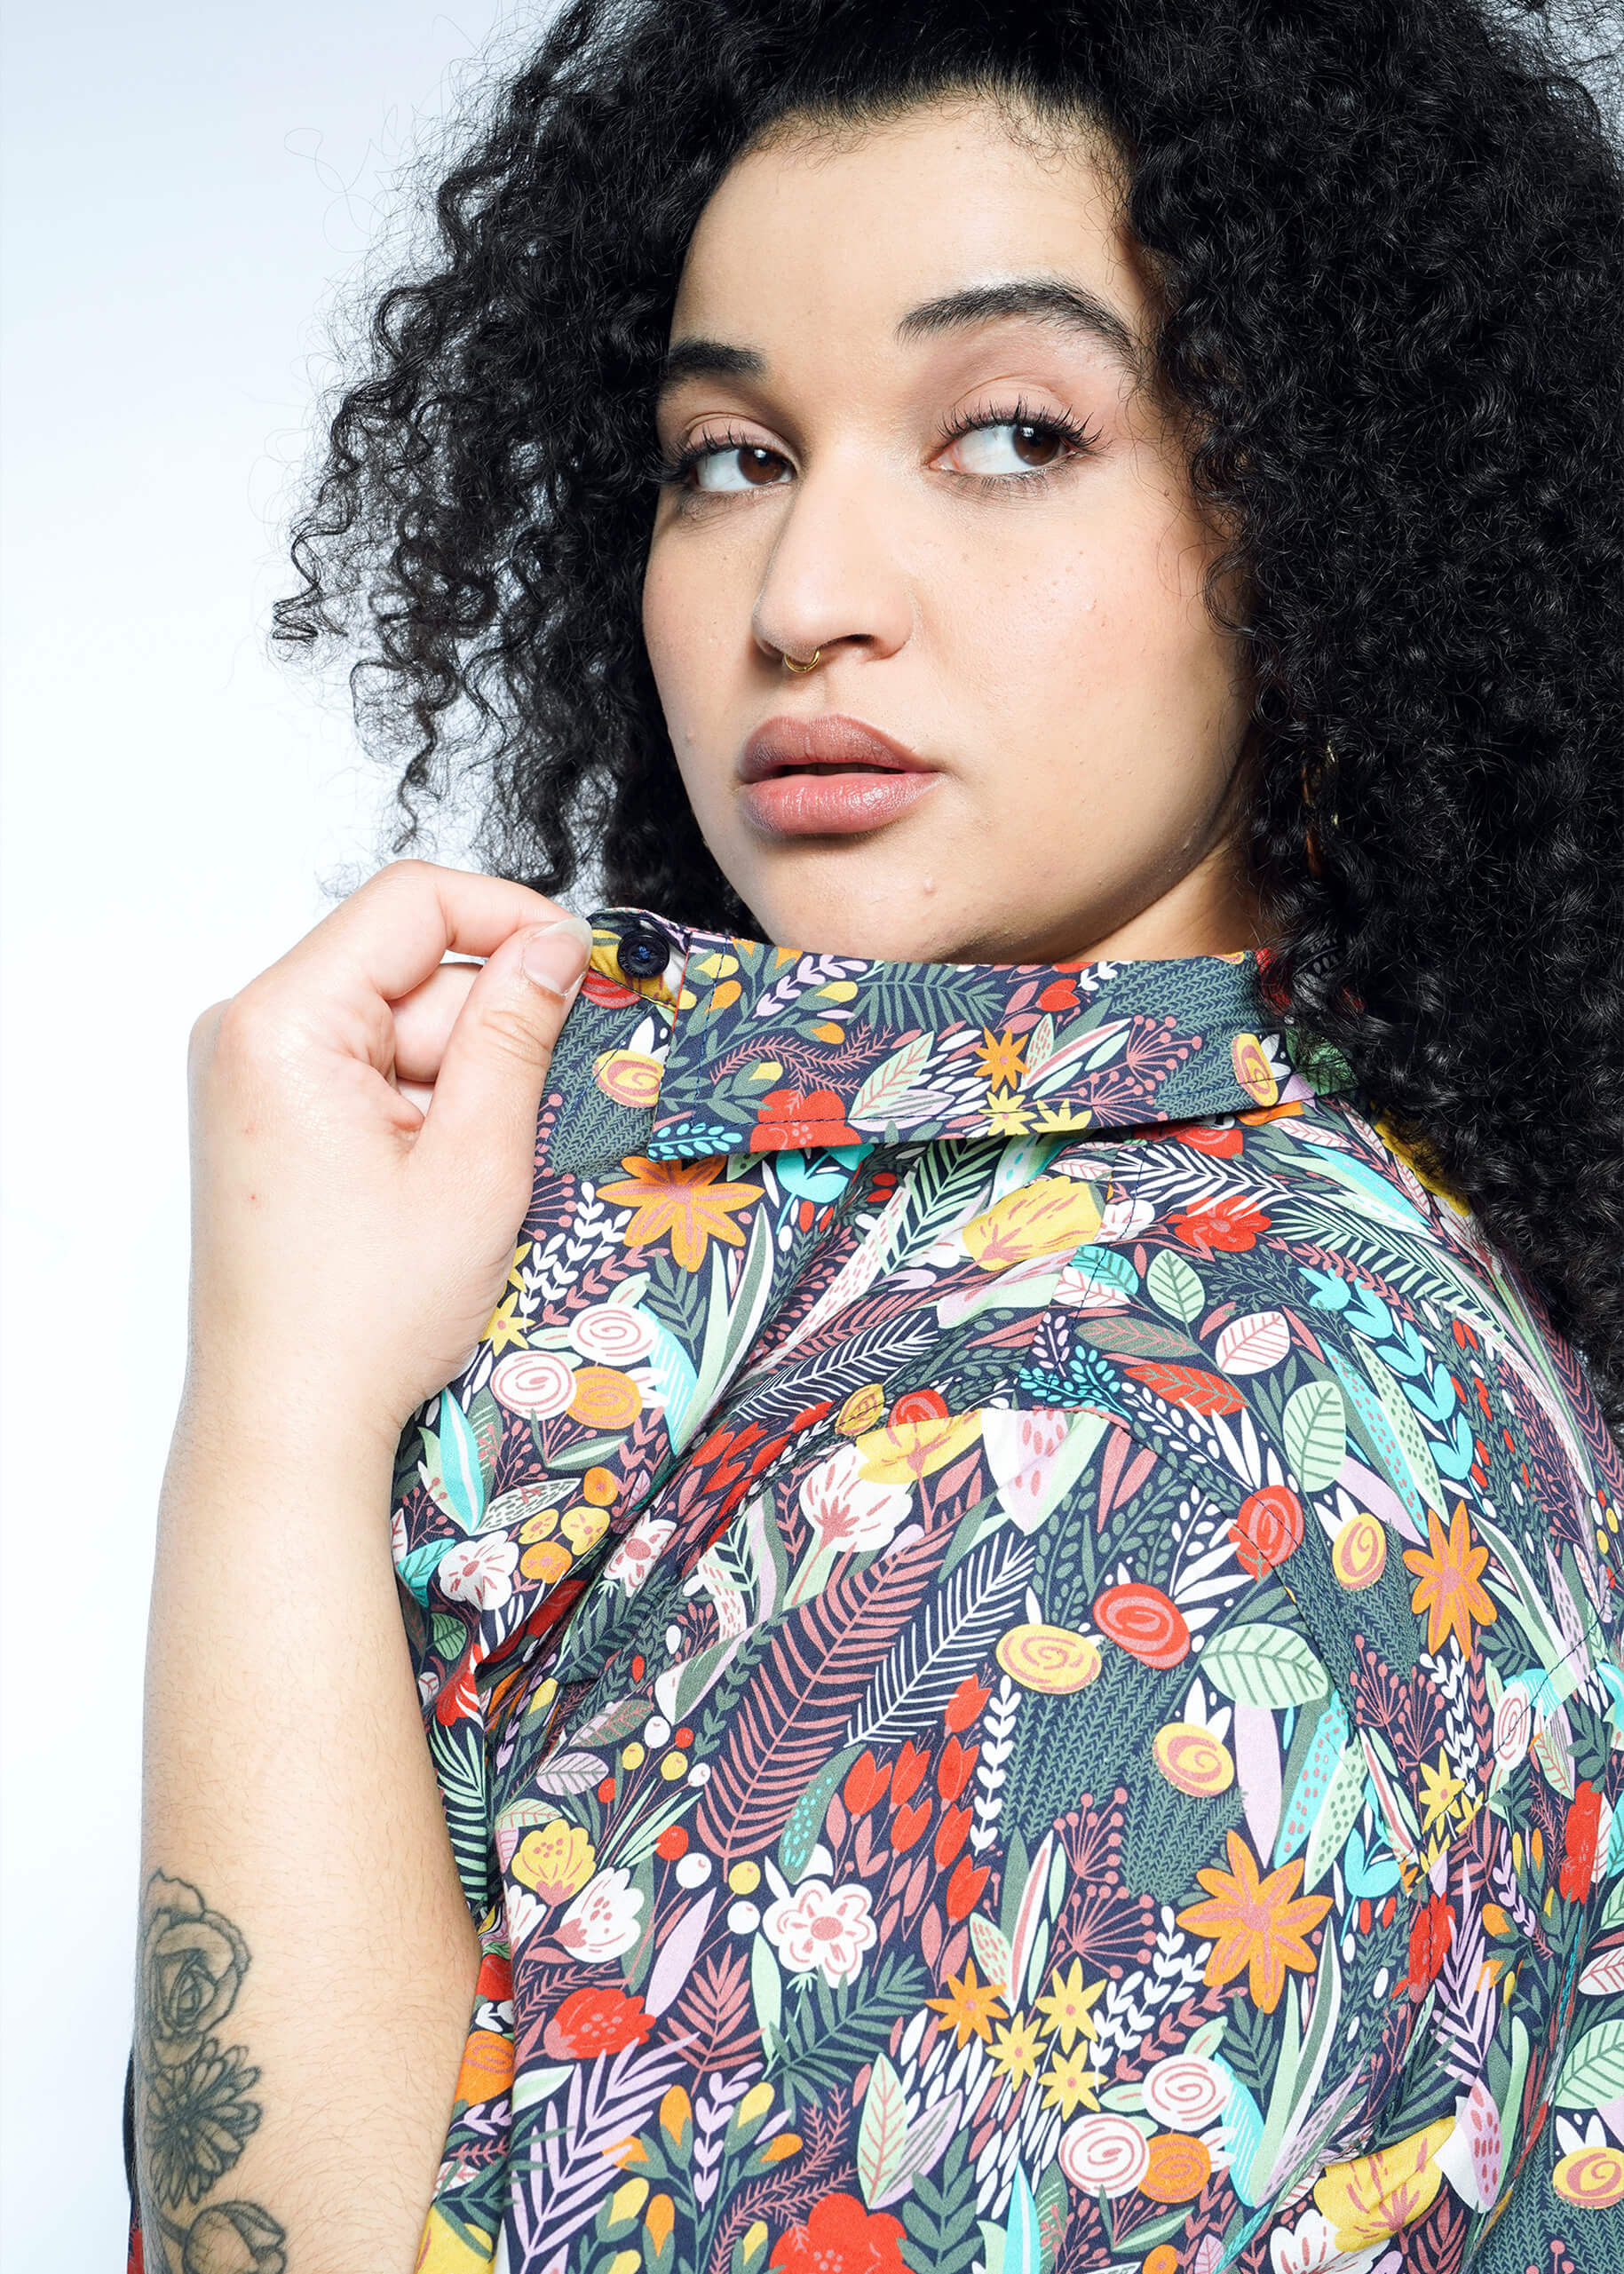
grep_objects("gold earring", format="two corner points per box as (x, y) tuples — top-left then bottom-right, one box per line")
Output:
(781, 647), (822, 674)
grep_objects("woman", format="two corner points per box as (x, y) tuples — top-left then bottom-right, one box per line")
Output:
(128, 2), (1624, 2270)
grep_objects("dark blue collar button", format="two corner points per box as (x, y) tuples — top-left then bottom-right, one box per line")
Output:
(615, 921), (670, 982)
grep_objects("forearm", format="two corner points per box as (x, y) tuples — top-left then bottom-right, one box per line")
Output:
(136, 1386), (479, 2274)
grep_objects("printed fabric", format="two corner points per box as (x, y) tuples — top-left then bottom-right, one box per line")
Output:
(129, 913), (1624, 2274)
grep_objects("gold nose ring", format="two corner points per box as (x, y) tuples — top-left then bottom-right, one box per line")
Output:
(781, 647), (822, 673)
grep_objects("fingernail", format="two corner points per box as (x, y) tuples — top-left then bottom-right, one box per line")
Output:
(521, 915), (594, 997)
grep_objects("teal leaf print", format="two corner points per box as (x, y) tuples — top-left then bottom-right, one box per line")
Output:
(1203, 1623), (1329, 1709)
(1002, 2167), (1042, 2274)
(1282, 1379), (1347, 1494)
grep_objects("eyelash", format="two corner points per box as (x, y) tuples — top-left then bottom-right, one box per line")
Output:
(654, 393), (1102, 495)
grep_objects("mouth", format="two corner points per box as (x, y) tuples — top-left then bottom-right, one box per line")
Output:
(738, 714), (933, 782)
(736, 714), (941, 838)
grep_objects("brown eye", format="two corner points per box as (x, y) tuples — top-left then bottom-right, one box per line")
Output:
(939, 416), (1088, 479)
(693, 442), (790, 492)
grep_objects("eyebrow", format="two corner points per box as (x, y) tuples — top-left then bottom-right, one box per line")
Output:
(657, 274), (1145, 400)
(896, 277), (1144, 375)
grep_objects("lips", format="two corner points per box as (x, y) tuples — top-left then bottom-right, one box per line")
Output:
(737, 713), (940, 838)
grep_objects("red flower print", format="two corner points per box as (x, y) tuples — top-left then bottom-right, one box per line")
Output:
(1093, 1583), (1192, 1669)
(891, 1799), (932, 1852)
(1561, 1782), (1602, 1904)
(654, 1826), (689, 1860)
(937, 1738), (978, 1802)
(933, 1806), (971, 1866)
(767, 2194), (907, 2274)
(476, 1949), (512, 2006)
(582, 967), (644, 1010)
(1037, 979), (1079, 1013)
(1170, 1196), (1272, 1252)
(843, 1751), (891, 1815)
(944, 1676), (991, 1734)
(947, 1855), (990, 1921)
(543, 1986), (655, 2059)
(1173, 1121), (1244, 1158)
(891, 1387), (950, 1425)
(1406, 1892), (1454, 2000)
(892, 1739), (931, 1804)
(749, 1087), (860, 1152)
(1229, 1486), (1305, 1580)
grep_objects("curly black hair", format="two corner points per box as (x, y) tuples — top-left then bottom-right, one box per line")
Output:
(274, 0), (1624, 1423)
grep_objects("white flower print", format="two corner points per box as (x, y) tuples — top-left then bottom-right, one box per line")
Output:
(763, 1878), (877, 1986)
(798, 1445), (911, 1555)
(555, 1866), (645, 1961)
(603, 1517), (675, 1594)
(436, 1533), (519, 1611)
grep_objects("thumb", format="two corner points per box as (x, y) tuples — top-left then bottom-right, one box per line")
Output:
(410, 914), (594, 1194)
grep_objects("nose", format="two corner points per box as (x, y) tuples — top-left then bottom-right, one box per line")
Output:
(750, 447), (915, 671)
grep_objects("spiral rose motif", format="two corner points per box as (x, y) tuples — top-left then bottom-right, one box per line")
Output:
(567, 1303), (657, 1365)
(1230, 1031), (1279, 1107)
(568, 1366), (643, 1429)
(1332, 1512), (1387, 1590)
(1142, 2055), (1231, 2130)
(592, 1048), (664, 1108)
(1493, 1683), (1533, 1771)
(1554, 2144), (1624, 2209)
(1153, 1724), (1235, 1800)
(1058, 2114), (1152, 2197)
(995, 1622), (1102, 1694)
(1093, 1583), (1191, 1670)
(491, 1350), (575, 1417)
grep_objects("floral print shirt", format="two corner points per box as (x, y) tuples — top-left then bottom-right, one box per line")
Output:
(132, 913), (1624, 2274)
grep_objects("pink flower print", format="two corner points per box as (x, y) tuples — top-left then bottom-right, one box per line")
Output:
(798, 1446), (911, 1555)
(982, 1408), (1073, 1533)
(1437, 2078), (1503, 2213)
(763, 1879), (877, 1986)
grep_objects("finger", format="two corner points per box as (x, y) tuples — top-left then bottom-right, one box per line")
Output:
(282, 861), (566, 1009)
(391, 960), (481, 1085)
(408, 915), (594, 1196)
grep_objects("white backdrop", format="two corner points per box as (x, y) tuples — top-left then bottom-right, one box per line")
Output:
(0, 4), (524, 2257)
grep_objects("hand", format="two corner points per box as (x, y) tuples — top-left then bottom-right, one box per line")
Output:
(180, 860), (594, 1452)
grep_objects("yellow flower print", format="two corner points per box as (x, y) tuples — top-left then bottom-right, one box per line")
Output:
(976, 1026), (1028, 1090)
(990, 2013), (1045, 2084)
(1313, 2117), (1454, 2249)
(1176, 1830), (1333, 2013)
(511, 1819), (596, 1904)
(924, 1960), (1006, 2048)
(1417, 1748), (1465, 1833)
(1403, 1502), (1497, 1657)
(482, 1293), (530, 1356)
(985, 1088), (1033, 1135)
(1031, 1102), (1094, 1134)
(560, 1504), (610, 1554)
(961, 1178), (1103, 1271)
(598, 1155), (762, 1272)
(852, 1409), (982, 1487)
(1040, 2046), (1104, 2117)
(1034, 1960), (1107, 2051)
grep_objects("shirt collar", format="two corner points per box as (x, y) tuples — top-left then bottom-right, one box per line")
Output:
(582, 909), (1350, 1163)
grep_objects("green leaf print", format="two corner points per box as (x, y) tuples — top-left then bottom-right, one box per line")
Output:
(1202, 1623), (1330, 1709)
(901, 2127), (982, 2274)
(1556, 2018), (1624, 2107)
(1283, 1379), (1347, 1494)
(1146, 1248), (1204, 1323)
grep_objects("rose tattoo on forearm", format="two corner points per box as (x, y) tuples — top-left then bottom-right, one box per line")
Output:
(134, 1871), (287, 2274)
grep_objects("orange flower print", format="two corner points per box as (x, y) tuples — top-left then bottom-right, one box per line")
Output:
(1170, 1195), (1271, 1251)
(1402, 1501), (1496, 1655)
(1176, 1830), (1333, 2011)
(975, 1026), (1027, 1089)
(598, 1155), (762, 1271)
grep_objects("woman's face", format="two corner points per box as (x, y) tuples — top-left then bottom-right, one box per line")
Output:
(641, 96), (1259, 964)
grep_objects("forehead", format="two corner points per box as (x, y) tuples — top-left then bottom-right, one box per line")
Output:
(668, 97), (1148, 354)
